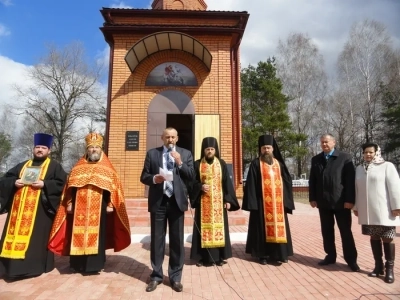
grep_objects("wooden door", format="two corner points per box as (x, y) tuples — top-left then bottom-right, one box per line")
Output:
(194, 115), (220, 160)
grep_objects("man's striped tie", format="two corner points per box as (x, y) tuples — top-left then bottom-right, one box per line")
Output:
(165, 149), (174, 197)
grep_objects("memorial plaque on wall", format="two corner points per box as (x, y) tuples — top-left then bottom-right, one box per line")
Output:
(125, 131), (139, 151)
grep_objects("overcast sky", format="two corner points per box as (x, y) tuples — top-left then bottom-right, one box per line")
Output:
(0, 0), (399, 109)
(208, 0), (400, 78)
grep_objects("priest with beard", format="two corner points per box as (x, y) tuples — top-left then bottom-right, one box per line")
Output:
(48, 132), (131, 274)
(242, 134), (295, 265)
(0, 133), (67, 280)
(189, 137), (240, 267)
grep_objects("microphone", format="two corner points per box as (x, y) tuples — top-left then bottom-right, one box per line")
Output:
(168, 144), (174, 151)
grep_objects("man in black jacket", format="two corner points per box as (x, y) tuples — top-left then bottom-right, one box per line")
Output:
(140, 127), (194, 293)
(309, 134), (359, 271)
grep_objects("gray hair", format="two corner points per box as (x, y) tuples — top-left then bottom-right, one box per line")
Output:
(320, 134), (336, 141)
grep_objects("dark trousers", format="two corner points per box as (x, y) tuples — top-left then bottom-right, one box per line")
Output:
(318, 208), (357, 264)
(150, 195), (184, 283)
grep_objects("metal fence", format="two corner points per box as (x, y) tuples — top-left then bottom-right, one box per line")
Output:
(292, 180), (309, 203)
(292, 179), (309, 187)
(293, 186), (309, 203)
(242, 178), (309, 203)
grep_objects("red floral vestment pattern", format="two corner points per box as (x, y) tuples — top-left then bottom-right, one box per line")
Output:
(260, 158), (287, 243)
(199, 158), (225, 248)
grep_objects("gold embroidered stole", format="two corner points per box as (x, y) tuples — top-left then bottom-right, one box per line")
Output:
(199, 158), (225, 248)
(260, 158), (287, 243)
(0, 158), (51, 259)
(70, 185), (103, 255)
(49, 153), (131, 255)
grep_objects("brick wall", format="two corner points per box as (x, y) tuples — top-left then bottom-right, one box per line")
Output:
(152, 0), (207, 10)
(108, 33), (239, 198)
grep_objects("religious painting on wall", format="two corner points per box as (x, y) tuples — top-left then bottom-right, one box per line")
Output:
(145, 62), (198, 86)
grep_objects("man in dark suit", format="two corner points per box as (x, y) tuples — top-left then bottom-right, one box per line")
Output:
(309, 134), (359, 272)
(140, 127), (194, 293)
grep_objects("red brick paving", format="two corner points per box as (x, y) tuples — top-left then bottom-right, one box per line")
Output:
(0, 203), (399, 299)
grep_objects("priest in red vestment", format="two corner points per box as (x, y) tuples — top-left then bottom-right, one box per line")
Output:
(48, 133), (131, 273)
(242, 134), (295, 265)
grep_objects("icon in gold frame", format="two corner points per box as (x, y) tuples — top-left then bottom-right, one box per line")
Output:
(20, 166), (41, 185)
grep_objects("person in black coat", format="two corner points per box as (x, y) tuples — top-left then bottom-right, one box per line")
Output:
(309, 133), (359, 272)
(189, 137), (240, 267)
(0, 133), (67, 280)
(242, 134), (295, 265)
(140, 127), (194, 293)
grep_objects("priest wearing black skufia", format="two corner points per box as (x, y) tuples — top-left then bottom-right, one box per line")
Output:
(242, 134), (295, 265)
(189, 137), (240, 267)
(0, 133), (67, 280)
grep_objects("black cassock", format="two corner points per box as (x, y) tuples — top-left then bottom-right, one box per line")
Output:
(0, 159), (67, 279)
(189, 158), (240, 264)
(242, 158), (295, 262)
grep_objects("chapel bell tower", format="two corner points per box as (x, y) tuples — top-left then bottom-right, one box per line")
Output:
(152, 0), (207, 10)
(100, 0), (249, 211)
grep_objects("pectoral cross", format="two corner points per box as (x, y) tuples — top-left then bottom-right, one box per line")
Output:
(268, 162), (275, 179)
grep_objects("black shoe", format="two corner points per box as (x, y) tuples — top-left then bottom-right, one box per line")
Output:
(259, 258), (267, 265)
(171, 281), (183, 292)
(383, 243), (395, 283)
(348, 263), (360, 272)
(82, 270), (101, 276)
(280, 259), (288, 263)
(196, 260), (203, 267)
(146, 280), (161, 292)
(216, 260), (227, 266)
(267, 259), (283, 266)
(318, 258), (336, 266)
(368, 266), (384, 277)
(384, 261), (395, 283)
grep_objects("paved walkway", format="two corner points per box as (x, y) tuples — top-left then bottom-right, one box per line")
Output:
(0, 203), (399, 299)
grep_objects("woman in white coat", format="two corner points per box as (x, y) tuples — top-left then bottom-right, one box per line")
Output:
(353, 142), (400, 284)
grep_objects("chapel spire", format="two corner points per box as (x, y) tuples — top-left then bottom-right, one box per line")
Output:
(151, 0), (207, 10)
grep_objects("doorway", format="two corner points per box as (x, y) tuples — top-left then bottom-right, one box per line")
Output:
(167, 114), (193, 153)
(146, 89), (195, 152)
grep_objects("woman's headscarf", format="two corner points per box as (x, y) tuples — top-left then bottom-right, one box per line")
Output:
(363, 145), (385, 171)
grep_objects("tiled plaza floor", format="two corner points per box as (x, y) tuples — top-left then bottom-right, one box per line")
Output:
(0, 202), (399, 299)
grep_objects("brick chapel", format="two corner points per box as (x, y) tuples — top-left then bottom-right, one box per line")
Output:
(100, 0), (249, 223)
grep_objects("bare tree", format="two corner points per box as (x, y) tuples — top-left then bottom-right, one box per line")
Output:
(15, 115), (49, 161)
(0, 131), (12, 172)
(323, 90), (364, 164)
(13, 42), (105, 164)
(381, 49), (400, 166)
(337, 19), (394, 145)
(0, 105), (16, 172)
(63, 138), (86, 172)
(0, 105), (16, 136)
(62, 120), (106, 172)
(276, 32), (327, 176)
